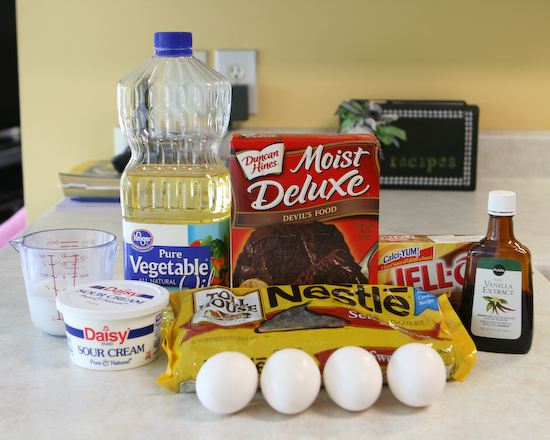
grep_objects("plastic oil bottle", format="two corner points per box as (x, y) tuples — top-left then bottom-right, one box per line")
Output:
(459, 190), (533, 353)
(117, 32), (232, 291)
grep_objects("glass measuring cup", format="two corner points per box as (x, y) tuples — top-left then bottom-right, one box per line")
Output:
(10, 229), (118, 336)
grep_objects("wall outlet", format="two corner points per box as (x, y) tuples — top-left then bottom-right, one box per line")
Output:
(215, 49), (257, 114)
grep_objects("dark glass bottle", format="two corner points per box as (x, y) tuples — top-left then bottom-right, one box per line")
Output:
(459, 191), (533, 354)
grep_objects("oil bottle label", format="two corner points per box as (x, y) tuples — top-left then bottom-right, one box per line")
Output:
(471, 257), (522, 340)
(122, 220), (230, 291)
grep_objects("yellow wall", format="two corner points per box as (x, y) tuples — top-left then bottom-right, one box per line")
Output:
(16, 0), (550, 223)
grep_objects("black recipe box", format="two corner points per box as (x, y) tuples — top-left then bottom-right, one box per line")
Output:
(337, 100), (479, 191)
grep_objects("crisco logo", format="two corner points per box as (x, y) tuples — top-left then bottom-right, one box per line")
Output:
(131, 229), (153, 249)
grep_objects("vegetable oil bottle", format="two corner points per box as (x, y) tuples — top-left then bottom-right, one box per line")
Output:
(459, 190), (533, 353)
(117, 32), (232, 291)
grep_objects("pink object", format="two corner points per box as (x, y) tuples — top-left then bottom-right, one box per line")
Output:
(0, 207), (26, 249)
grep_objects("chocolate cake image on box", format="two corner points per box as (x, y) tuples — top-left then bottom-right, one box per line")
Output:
(233, 221), (368, 287)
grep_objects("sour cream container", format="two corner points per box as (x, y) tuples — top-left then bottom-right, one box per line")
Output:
(56, 280), (169, 371)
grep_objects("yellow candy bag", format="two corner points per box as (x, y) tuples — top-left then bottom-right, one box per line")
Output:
(157, 284), (476, 393)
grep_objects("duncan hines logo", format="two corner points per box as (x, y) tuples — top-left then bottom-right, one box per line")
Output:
(192, 287), (263, 326)
(236, 142), (285, 180)
(244, 144), (372, 211)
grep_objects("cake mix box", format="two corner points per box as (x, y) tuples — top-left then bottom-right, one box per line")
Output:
(378, 235), (483, 312)
(229, 133), (381, 288)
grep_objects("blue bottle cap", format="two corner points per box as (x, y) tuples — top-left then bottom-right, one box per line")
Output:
(154, 32), (193, 56)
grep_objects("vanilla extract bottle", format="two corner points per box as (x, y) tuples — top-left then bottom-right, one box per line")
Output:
(459, 190), (533, 353)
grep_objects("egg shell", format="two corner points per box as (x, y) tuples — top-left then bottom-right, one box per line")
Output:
(195, 351), (258, 414)
(260, 348), (321, 415)
(386, 343), (447, 408)
(323, 346), (383, 411)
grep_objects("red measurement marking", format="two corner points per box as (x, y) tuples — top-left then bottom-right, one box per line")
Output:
(60, 240), (80, 249)
(71, 255), (79, 286)
(48, 255), (63, 321)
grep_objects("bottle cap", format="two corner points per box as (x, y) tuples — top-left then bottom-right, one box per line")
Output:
(154, 32), (193, 56)
(487, 190), (516, 216)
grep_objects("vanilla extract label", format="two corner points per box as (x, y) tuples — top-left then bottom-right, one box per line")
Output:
(471, 257), (522, 340)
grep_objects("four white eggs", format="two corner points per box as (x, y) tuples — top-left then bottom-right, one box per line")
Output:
(195, 343), (448, 414)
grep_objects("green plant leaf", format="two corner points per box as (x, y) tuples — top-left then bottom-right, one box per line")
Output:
(381, 125), (407, 141)
(340, 118), (353, 131)
(376, 128), (393, 145)
(350, 101), (366, 114)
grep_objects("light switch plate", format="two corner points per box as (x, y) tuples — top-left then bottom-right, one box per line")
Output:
(215, 49), (257, 114)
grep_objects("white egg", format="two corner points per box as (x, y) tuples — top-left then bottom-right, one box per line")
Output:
(260, 348), (321, 415)
(195, 351), (258, 414)
(323, 346), (383, 411)
(386, 343), (447, 407)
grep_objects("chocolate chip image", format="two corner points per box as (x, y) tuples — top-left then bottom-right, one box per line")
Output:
(256, 302), (350, 333)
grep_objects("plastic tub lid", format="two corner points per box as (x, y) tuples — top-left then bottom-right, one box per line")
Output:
(56, 280), (170, 320)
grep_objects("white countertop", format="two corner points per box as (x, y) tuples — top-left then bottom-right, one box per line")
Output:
(2, 130), (550, 439)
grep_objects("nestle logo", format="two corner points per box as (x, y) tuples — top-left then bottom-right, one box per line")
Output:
(236, 142), (284, 180)
(131, 229), (153, 249)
